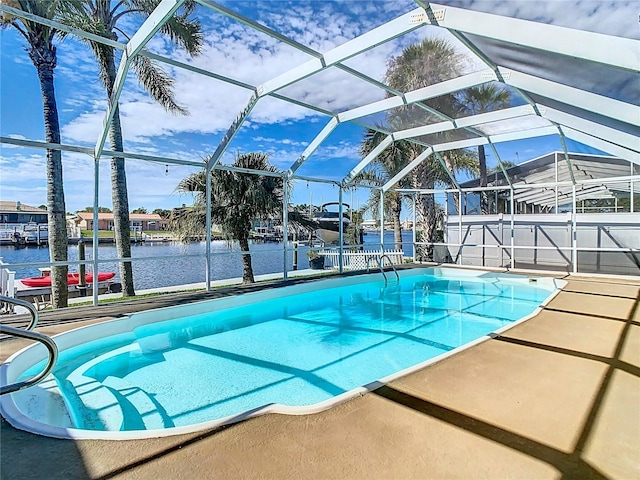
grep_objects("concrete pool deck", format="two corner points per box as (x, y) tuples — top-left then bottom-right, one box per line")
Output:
(1, 272), (638, 479)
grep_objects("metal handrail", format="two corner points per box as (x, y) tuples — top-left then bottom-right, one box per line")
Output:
(0, 295), (58, 395)
(379, 254), (400, 285)
(366, 254), (400, 287)
(0, 325), (58, 395)
(0, 295), (39, 329)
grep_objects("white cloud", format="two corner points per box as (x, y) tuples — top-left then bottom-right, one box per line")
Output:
(3, 0), (633, 213)
(60, 3), (428, 146)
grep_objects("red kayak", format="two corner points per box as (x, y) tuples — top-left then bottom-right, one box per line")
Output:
(21, 272), (116, 288)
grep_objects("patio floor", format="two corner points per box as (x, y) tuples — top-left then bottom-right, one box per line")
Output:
(1, 273), (638, 479)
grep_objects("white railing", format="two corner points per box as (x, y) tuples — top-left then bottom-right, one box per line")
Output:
(0, 257), (16, 312)
(320, 248), (404, 271)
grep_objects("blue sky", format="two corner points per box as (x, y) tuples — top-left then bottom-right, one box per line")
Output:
(0, 0), (635, 218)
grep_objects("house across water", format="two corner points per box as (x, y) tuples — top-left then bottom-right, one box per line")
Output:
(0, 201), (49, 245)
(73, 212), (166, 232)
(0, 201), (47, 226)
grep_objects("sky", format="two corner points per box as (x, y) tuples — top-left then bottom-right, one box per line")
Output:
(0, 0), (635, 219)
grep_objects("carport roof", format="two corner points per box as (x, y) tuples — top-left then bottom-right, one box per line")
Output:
(460, 152), (640, 208)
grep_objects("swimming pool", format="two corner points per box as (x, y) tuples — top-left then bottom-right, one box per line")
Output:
(1, 267), (564, 439)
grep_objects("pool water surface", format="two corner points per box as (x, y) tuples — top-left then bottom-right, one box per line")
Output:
(1, 268), (564, 439)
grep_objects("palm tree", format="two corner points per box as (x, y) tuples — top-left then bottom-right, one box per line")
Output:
(460, 84), (511, 213)
(176, 153), (285, 284)
(61, 0), (202, 297)
(366, 37), (479, 260)
(411, 150), (477, 260)
(358, 128), (415, 249)
(1, 0), (71, 307)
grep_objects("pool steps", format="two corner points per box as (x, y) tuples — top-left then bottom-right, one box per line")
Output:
(102, 376), (173, 430)
(12, 375), (73, 428)
(65, 373), (123, 431)
(61, 344), (173, 431)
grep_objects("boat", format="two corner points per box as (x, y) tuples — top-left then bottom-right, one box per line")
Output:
(20, 272), (116, 288)
(21, 223), (48, 245)
(312, 202), (351, 246)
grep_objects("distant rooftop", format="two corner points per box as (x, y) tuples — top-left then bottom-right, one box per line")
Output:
(0, 201), (46, 213)
(75, 212), (162, 221)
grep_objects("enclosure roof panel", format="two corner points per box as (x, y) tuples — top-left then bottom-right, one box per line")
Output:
(1, 0), (638, 196)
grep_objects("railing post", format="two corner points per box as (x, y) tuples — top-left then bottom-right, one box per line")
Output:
(338, 186), (344, 274)
(412, 193), (417, 262)
(572, 185), (578, 273)
(8, 269), (15, 299)
(458, 191), (463, 265)
(510, 188), (515, 269)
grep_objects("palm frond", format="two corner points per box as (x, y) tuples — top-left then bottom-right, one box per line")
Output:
(127, 0), (202, 54)
(131, 55), (187, 114)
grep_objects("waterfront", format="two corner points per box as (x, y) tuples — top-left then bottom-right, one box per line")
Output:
(0, 232), (414, 291)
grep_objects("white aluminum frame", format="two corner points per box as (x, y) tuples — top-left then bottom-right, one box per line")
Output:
(1, 0), (638, 305)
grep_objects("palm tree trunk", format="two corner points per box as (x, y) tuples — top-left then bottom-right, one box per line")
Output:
(478, 145), (488, 214)
(412, 165), (437, 262)
(32, 46), (68, 308)
(391, 195), (403, 250)
(104, 54), (134, 297)
(416, 194), (438, 262)
(238, 236), (254, 284)
(441, 153), (461, 214)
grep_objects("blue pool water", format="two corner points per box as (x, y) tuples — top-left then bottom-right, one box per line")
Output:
(11, 269), (559, 437)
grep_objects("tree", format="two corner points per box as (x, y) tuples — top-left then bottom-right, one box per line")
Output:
(61, 1), (202, 297)
(131, 207), (148, 214)
(460, 84), (511, 213)
(365, 37), (479, 260)
(1, 0), (71, 307)
(152, 208), (171, 219)
(358, 128), (415, 250)
(81, 206), (112, 213)
(175, 153), (285, 284)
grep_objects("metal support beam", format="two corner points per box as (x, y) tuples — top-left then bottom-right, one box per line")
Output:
(0, 136), (93, 155)
(258, 8), (428, 95)
(382, 147), (434, 192)
(434, 151), (462, 191)
(556, 124), (577, 184)
(380, 190), (385, 247)
(382, 105), (536, 191)
(288, 117), (339, 175)
(205, 165), (212, 290)
(0, 3), (122, 49)
(338, 187), (344, 274)
(207, 92), (260, 169)
(458, 190), (463, 264)
(429, 2), (639, 72)
(196, 0), (405, 99)
(487, 141), (513, 188)
(283, 176), (289, 280)
(92, 158), (100, 306)
(563, 128), (640, 166)
(344, 135), (393, 183)
(94, 58), (130, 160)
(502, 68), (639, 127)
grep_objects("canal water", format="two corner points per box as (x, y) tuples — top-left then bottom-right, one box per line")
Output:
(0, 232), (414, 291)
